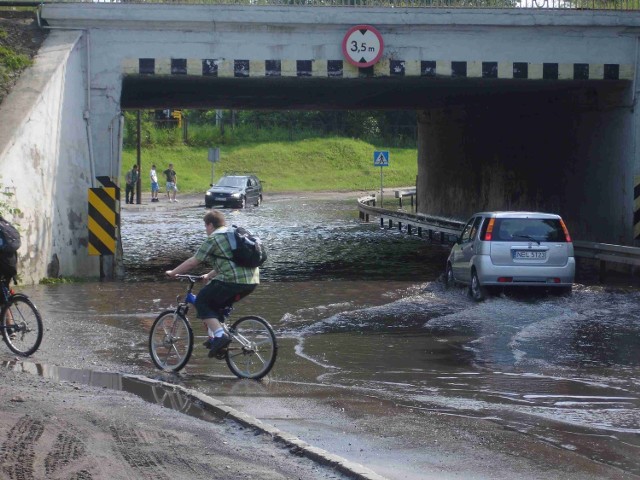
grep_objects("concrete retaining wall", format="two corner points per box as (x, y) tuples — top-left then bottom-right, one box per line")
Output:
(0, 30), (98, 284)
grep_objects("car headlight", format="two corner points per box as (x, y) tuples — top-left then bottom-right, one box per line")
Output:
(206, 192), (212, 196)
(231, 193), (241, 198)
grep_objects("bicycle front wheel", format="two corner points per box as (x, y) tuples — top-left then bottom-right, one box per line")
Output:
(149, 310), (193, 372)
(1, 294), (43, 357)
(226, 315), (277, 380)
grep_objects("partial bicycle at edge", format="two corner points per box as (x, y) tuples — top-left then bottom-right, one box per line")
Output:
(0, 281), (43, 357)
(149, 274), (278, 380)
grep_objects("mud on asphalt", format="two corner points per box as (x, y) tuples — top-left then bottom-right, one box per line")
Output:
(0, 364), (351, 480)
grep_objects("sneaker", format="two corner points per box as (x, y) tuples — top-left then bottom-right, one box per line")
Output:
(6, 326), (16, 341)
(207, 334), (231, 358)
(202, 337), (215, 349)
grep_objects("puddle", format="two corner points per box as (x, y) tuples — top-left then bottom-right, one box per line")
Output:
(2, 359), (222, 424)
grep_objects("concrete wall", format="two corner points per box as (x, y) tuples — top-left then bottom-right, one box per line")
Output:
(416, 85), (634, 244)
(0, 30), (98, 284)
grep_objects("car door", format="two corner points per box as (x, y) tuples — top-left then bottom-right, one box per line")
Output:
(460, 216), (483, 282)
(452, 216), (482, 283)
(245, 178), (255, 204)
(451, 217), (476, 281)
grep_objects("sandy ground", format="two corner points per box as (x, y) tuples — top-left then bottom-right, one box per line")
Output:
(0, 362), (351, 480)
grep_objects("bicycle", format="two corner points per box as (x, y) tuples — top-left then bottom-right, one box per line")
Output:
(149, 274), (277, 380)
(0, 281), (43, 356)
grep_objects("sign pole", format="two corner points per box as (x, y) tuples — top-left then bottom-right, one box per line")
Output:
(380, 166), (384, 207)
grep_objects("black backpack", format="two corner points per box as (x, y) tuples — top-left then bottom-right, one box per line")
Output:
(0, 217), (21, 280)
(222, 226), (267, 268)
(0, 217), (21, 254)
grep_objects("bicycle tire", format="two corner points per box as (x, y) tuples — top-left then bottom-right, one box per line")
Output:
(226, 315), (277, 380)
(149, 310), (193, 372)
(1, 294), (43, 357)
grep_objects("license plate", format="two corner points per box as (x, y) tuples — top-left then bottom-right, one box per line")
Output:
(514, 250), (546, 260)
(215, 196), (227, 201)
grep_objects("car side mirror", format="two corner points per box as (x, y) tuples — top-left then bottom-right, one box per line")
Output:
(210, 184), (213, 187)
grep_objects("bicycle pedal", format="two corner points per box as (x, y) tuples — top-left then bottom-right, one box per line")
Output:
(214, 349), (227, 360)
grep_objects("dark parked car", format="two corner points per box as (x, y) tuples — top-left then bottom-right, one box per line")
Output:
(205, 175), (263, 209)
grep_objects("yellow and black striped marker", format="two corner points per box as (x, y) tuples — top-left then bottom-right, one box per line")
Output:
(635, 176), (640, 241)
(88, 187), (116, 256)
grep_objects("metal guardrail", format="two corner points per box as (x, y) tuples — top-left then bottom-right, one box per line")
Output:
(358, 194), (464, 245)
(573, 241), (640, 267)
(357, 194), (640, 270)
(6, 0), (639, 9)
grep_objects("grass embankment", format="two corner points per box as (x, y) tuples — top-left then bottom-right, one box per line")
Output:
(122, 137), (417, 193)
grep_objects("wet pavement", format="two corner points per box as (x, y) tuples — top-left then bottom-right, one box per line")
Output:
(3, 193), (639, 479)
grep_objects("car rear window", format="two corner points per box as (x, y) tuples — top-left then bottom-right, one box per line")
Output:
(481, 218), (568, 242)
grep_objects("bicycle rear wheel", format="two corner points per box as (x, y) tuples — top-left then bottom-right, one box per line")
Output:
(226, 315), (277, 380)
(1, 294), (43, 357)
(149, 310), (193, 372)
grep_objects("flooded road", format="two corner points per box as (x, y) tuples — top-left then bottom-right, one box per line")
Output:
(7, 193), (640, 479)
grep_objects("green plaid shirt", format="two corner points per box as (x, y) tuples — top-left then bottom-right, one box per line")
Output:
(194, 226), (259, 284)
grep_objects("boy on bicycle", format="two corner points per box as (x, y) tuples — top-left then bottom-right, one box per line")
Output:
(165, 210), (259, 356)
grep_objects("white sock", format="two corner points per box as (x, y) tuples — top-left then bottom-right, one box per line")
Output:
(213, 328), (224, 338)
(207, 328), (216, 338)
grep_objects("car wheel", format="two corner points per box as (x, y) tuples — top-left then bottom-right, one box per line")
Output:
(254, 195), (262, 207)
(445, 263), (455, 288)
(239, 196), (246, 209)
(469, 270), (487, 302)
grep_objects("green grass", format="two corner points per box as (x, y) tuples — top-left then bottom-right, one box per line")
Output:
(122, 137), (417, 193)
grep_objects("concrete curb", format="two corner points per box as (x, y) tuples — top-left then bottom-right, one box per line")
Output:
(124, 373), (388, 480)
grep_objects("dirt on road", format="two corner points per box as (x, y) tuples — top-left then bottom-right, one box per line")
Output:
(0, 362), (347, 480)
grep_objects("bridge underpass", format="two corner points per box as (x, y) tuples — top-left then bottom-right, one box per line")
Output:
(122, 72), (632, 247)
(4, 3), (639, 282)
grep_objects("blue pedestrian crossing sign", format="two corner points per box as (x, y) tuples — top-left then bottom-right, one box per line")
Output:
(373, 150), (389, 167)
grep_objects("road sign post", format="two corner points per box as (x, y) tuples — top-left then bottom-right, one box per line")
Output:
(373, 150), (389, 207)
(208, 147), (220, 184)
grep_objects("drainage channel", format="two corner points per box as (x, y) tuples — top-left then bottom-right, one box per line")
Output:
(2, 359), (386, 480)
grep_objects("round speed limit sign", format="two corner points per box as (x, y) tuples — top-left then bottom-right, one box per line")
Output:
(342, 25), (384, 68)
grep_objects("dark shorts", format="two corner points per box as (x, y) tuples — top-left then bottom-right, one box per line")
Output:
(195, 280), (256, 320)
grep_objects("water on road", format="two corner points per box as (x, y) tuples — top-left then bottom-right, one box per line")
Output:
(10, 193), (640, 479)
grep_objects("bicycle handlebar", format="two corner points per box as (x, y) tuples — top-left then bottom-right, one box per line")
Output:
(175, 274), (203, 283)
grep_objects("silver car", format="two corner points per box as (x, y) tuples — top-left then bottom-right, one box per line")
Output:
(445, 212), (575, 301)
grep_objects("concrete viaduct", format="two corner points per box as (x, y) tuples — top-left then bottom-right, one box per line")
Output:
(1, 2), (640, 282)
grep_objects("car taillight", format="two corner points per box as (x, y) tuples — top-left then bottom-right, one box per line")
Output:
(484, 218), (495, 241)
(498, 277), (513, 283)
(559, 219), (572, 242)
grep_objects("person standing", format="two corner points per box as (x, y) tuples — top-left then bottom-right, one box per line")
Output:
(166, 210), (259, 356)
(125, 165), (139, 204)
(150, 164), (159, 202)
(163, 163), (178, 203)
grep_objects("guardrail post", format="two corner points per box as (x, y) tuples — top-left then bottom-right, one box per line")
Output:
(440, 232), (445, 243)
(428, 229), (433, 241)
(398, 222), (402, 231)
(380, 218), (384, 228)
(417, 226), (422, 237)
(389, 219), (393, 229)
(599, 260), (607, 283)
(407, 224), (412, 235)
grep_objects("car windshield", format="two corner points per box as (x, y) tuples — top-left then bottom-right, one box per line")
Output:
(491, 218), (567, 242)
(216, 177), (246, 187)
